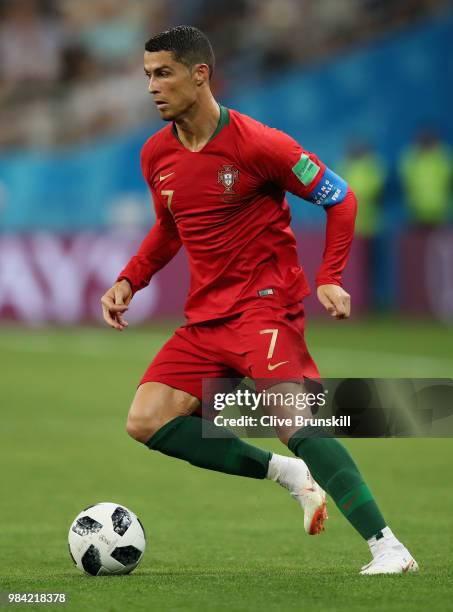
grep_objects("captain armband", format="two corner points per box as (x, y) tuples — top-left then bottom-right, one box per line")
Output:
(292, 153), (348, 206)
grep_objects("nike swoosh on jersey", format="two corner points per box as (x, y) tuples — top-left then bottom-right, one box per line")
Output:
(267, 361), (290, 371)
(159, 172), (175, 181)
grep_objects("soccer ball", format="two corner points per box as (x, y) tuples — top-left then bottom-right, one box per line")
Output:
(68, 502), (146, 576)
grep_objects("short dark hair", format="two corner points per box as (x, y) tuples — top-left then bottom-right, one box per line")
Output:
(145, 26), (215, 80)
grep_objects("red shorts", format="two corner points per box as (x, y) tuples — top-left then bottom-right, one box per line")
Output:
(140, 302), (320, 402)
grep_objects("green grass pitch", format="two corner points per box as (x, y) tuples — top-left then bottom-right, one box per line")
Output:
(1, 318), (452, 611)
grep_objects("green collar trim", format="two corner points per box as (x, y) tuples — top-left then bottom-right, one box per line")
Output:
(209, 104), (229, 141)
(172, 104), (229, 145)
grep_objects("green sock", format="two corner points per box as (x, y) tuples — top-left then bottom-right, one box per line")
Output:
(146, 415), (271, 479)
(288, 426), (386, 540)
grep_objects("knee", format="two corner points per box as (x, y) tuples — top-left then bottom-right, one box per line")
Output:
(126, 414), (153, 443)
(278, 432), (291, 446)
(275, 425), (299, 447)
(126, 408), (168, 443)
(125, 382), (200, 444)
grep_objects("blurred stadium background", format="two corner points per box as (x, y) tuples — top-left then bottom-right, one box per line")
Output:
(0, 0), (452, 325)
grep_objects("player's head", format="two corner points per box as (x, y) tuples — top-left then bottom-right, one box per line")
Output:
(144, 25), (215, 121)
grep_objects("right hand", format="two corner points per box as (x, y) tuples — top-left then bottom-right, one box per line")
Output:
(101, 279), (133, 331)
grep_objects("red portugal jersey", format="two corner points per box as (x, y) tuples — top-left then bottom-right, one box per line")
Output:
(118, 106), (357, 325)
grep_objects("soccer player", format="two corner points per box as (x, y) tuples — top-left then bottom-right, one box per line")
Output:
(101, 26), (417, 574)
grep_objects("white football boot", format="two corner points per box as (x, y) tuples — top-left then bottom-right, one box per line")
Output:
(360, 527), (419, 575)
(267, 454), (327, 535)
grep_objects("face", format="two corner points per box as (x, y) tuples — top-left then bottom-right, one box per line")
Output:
(144, 50), (208, 121)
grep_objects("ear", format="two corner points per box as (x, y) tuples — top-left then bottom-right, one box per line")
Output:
(194, 63), (210, 86)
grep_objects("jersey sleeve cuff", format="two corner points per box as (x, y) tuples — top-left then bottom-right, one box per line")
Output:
(116, 275), (137, 295)
(315, 274), (342, 288)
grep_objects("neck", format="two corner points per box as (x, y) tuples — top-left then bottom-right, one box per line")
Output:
(174, 93), (220, 152)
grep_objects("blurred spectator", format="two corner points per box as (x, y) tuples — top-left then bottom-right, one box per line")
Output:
(62, 65), (151, 144)
(399, 128), (453, 227)
(341, 141), (387, 310)
(341, 141), (387, 237)
(0, 0), (449, 150)
(0, 0), (64, 97)
(59, 0), (150, 70)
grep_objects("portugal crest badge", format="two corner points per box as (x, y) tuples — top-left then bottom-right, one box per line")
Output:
(218, 164), (239, 193)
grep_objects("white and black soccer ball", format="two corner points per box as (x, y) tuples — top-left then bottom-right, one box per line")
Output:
(68, 502), (146, 576)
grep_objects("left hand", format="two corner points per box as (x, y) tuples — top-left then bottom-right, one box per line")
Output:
(317, 284), (351, 319)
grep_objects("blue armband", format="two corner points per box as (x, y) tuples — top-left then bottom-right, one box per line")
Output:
(308, 167), (348, 206)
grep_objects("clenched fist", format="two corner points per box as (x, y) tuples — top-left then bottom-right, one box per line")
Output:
(101, 279), (133, 331)
(317, 284), (351, 320)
